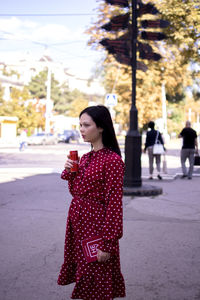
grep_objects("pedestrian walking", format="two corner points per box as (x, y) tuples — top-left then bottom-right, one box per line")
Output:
(144, 121), (165, 180)
(19, 129), (27, 151)
(57, 105), (126, 299)
(178, 120), (199, 179)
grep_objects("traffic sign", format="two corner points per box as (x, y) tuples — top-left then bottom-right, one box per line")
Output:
(105, 94), (117, 106)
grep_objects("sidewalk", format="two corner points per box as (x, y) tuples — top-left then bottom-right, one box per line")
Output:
(122, 176), (200, 300)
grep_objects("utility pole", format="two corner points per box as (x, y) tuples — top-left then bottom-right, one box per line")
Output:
(45, 62), (52, 133)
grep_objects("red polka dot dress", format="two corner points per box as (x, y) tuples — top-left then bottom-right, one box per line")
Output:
(57, 147), (126, 299)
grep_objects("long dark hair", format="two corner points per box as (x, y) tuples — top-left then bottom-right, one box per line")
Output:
(79, 105), (121, 157)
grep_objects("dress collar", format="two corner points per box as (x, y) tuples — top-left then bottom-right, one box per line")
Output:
(91, 147), (106, 155)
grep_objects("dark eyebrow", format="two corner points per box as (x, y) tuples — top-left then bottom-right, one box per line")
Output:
(79, 121), (90, 125)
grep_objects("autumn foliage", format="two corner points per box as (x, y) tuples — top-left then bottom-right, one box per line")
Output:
(86, 0), (200, 133)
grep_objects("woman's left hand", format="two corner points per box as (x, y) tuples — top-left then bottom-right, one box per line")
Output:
(97, 249), (110, 262)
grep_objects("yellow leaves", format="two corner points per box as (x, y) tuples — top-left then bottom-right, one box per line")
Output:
(67, 98), (89, 118)
(86, 0), (200, 131)
(184, 97), (200, 115)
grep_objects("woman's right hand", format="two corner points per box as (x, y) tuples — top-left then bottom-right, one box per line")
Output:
(64, 156), (74, 172)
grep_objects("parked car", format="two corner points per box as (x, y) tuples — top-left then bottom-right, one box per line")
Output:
(58, 129), (80, 143)
(27, 133), (58, 145)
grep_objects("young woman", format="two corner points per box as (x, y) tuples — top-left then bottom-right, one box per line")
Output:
(144, 121), (165, 180)
(57, 105), (126, 299)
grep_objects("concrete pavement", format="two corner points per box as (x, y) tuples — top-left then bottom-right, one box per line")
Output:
(123, 177), (200, 300)
(0, 141), (200, 300)
(0, 171), (200, 299)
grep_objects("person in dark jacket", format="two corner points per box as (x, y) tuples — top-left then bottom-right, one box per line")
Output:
(178, 120), (199, 179)
(144, 121), (165, 180)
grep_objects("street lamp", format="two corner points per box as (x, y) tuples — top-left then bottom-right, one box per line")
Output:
(123, 0), (142, 188)
(100, 0), (167, 194)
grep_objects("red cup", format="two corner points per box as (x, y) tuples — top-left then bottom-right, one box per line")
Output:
(69, 150), (78, 172)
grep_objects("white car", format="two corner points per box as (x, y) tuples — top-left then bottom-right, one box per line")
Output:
(27, 133), (58, 145)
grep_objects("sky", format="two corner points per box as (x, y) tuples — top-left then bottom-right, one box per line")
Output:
(0, 0), (104, 78)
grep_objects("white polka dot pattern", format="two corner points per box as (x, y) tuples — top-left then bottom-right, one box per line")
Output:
(57, 148), (126, 299)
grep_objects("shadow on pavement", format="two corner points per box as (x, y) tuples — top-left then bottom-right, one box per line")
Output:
(0, 173), (74, 300)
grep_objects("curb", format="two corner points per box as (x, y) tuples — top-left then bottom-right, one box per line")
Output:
(123, 184), (163, 197)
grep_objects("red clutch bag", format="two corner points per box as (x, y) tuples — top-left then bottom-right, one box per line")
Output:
(81, 235), (102, 263)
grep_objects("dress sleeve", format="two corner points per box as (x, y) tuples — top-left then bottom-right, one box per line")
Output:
(61, 153), (87, 194)
(61, 169), (76, 196)
(98, 155), (125, 254)
(61, 169), (76, 181)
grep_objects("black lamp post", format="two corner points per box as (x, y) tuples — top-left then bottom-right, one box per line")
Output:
(100, 0), (167, 195)
(124, 0), (142, 188)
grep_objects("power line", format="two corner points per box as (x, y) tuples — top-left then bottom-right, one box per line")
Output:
(0, 13), (97, 17)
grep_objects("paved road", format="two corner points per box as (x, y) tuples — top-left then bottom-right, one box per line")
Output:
(0, 140), (199, 180)
(0, 142), (200, 300)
